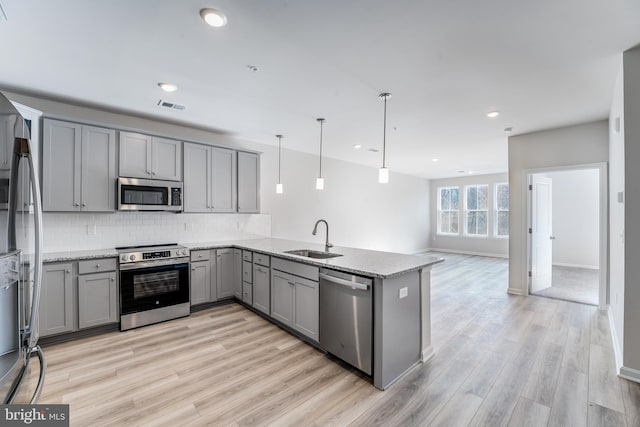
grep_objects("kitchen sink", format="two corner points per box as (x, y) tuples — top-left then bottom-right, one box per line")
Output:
(284, 249), (344, 259)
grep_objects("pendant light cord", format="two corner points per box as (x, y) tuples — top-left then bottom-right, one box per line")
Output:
(277, 135), (282, 183)
(317, 119), (324, 178)
(382, 96), (387, 168)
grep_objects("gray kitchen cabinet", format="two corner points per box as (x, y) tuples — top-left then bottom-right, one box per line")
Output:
(270, 270), (294, 325)
(211, 147), (236, 213)
(270, 259), (319, 341)
(216, 248), (235, 299)
(39, 262), (74, 337)
(242, 282), (253, 304)
(119, 131), (182, 181)
(292, 276), (319, 341)
(78, 271), (117, 329)
(183, 143), (210, 212)
(183, 143), (236, 213)
(237, 151), (259, 213)
(233, 249), (242, 299)
(42, 119), (116, 212)
(190, 260), (211, 305)
(253, 263), (270, 315)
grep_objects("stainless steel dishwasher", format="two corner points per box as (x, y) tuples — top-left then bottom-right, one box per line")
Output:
(319, 268), (372, 375)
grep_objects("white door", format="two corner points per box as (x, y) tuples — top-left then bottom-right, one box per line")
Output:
(531, 176), (553, 293)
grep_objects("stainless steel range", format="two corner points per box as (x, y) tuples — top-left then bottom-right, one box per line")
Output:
(117, 243), (190, 331)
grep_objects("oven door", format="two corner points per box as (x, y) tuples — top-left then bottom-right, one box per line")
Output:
(119, 260), (189, 315)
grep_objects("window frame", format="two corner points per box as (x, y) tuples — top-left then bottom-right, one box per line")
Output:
(437, 186), (460, 236)
(494, 182), (509, 238)
(464, 184), (489, 237)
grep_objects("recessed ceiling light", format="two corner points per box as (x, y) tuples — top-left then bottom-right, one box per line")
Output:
(246, 65), (259, 73)
(353, 144), (362, 149)
(504, 127), (513, 133)
(200, 8), (227, 27)
(487, 111), (500, 118)
(158, 82), (178, 92)
(432, 158), (439, 162)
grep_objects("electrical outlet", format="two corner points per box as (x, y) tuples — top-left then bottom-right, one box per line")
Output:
(87, 224), (96, 235)
(184, 223), (193, 231)
(399, 287), (408, 299)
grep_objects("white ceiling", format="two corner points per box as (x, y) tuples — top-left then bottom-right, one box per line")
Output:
(1, 0), (639, 179)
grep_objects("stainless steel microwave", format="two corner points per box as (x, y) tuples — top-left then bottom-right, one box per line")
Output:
(117, 177), (182, 212)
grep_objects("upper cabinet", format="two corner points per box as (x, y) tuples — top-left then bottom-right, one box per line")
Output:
(119, 132), (182, 181)
(237, 151), (259, 213)
(183, 143), (237, 213)
(42, 119), (116, 212)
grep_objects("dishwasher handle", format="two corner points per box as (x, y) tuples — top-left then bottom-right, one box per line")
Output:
(320, 273), (370, 291)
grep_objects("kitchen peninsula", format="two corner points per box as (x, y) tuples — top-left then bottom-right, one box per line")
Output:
(42, 238), (443, 390)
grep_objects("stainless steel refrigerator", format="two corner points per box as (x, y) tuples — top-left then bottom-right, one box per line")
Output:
(0, 91), (45, 403)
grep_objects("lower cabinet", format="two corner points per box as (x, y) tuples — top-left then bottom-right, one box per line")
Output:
(78, 271), (118, 329)
(40, 258), (119, 338)
(190, 259), (211, 305)
(242, 282), (253, 304)
(216, 249), (235, 299)
(252, 264), (270, 314)
(270, 266), (319, 342)
(233, 249), (242, 298)
(39, 263), (74, 337)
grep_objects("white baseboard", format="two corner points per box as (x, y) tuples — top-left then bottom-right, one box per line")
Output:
(421, 345), (435, 363)
(507, 287), (527, 296)
(620, 366), (640, 383)
(552, 262), (599, 270)
(428, 248), (508, 259)
(608, 307), (624, 375)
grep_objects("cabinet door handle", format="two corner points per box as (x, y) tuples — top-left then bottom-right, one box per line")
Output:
(288, 282), (294, 286)
(74, 203), (80, 207)
(110, 278), (115, 282)
(65, 269), (71, 274)
(82, 203), (86, 207)
(96, 264), (100, 268)
(151, 171), (156, 175)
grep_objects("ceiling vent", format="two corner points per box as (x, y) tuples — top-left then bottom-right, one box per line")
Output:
(157, 100), (186, 111)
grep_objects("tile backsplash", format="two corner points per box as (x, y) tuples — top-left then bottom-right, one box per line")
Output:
(43, 212), (271, 252)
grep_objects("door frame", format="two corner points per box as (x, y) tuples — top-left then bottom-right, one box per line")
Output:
(525, 162), (608, 309)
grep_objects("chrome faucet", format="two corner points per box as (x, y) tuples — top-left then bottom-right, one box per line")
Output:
(312, 219), (333, 252)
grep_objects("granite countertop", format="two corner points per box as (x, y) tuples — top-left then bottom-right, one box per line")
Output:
(42, 238), (443, 279)
(184, 238), (444, 279)
(43, 248), (119, 263)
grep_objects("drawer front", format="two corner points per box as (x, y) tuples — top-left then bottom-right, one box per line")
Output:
(242, 282), (253, 304)
(78, 258), (117, 274)
(242, 250), (253, 262)
(271, 257), (319, 282)
(191, 250), (210, 262)
(243, 260), (253, 283)
(253, 253), (270, 267)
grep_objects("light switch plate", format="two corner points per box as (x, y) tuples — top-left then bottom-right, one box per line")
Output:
(399, 287), (408, 299)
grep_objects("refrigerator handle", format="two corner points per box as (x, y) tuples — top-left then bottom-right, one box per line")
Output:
(16, 137), (44, 349)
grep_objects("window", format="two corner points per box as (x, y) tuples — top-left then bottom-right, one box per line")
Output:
(437, 187), (459, 235)
(495, 183), (509, 237)
(465, 185), (488, 236)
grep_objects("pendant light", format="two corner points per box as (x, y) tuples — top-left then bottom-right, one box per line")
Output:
(315, 118), (325, 190)
(275, 134), (284, 194)
(378, 92), (392, 184)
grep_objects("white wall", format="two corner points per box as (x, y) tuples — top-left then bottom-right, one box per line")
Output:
(543, 169), (600, 269)
(4, 90), (431, 255)
(609, 56), (625, 375)
(261, 145), (431, 254)
(429, 173), (509, 257)
(622, 45), (640, 379)
(507, 120), (609, 295)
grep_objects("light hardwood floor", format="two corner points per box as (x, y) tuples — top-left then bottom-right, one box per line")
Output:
(16, 253), (640, 426)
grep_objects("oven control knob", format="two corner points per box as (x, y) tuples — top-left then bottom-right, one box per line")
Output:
(129, 254), (136, 261)
(182, 249), (188, 256)
(121, 255), (128, 262)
